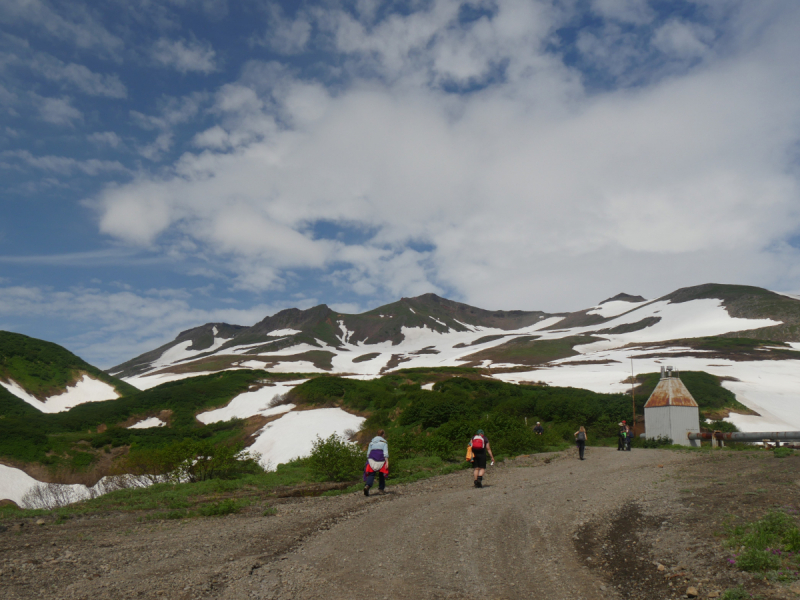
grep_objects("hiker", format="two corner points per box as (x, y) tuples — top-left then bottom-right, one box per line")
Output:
(618, 421), (627, 451)
(574, 426), (587, 460)
(364, 430), (389, 496)
(626, 423), (634, 451)
(470, 429), (495, 488)
(533, 422), (544, 435)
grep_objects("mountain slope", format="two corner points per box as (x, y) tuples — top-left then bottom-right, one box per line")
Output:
(105, 283), (800, 432)
(0, 331), (139, 412)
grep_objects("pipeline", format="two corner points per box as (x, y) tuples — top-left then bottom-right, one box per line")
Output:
(687, 431), (800, 442)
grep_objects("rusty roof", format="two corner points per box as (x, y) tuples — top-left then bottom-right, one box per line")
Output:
(644, 377), (698, 408)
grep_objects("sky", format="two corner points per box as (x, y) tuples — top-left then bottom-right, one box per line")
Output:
(1, 0), (800, 368)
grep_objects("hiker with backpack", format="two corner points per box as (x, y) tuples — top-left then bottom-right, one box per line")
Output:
(363, 430), (389, 496)
(469, 429), (494, 488)
(574, 426), (587, 460)
(533, 422), (544, 435)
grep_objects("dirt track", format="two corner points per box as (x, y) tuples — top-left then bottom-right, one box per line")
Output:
(3, 447), (797, 600)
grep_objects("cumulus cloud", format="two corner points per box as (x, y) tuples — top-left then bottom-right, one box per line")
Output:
(652, 20), (715, 59)
(152, 38), (218, 73)
(83, 0), (800, 312)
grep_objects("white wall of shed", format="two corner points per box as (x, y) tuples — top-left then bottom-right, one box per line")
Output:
(644, 405), (700, 446)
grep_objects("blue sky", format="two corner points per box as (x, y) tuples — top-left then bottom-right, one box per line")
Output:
(2, 0), (800, 368)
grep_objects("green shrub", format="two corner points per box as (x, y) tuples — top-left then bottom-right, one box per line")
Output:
(635, 436), (673, 448)
(773, 447), (793, 458)
(307, 434), (364, 482)
(198, 499), (241, 516)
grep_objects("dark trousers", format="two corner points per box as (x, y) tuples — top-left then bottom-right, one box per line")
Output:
(365, 472), (385, 490)
(618, 436), (625, 450)
(576, 440), (585, 459)
(626, 437), (632, 451)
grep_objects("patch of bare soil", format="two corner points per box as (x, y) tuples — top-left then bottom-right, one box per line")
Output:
(576, 450), (800, 600)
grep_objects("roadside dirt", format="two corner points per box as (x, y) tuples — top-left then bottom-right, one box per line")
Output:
(1, 448), (799, 599)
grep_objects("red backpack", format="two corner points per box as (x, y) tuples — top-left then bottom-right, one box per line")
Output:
(472, 435), (485, 450)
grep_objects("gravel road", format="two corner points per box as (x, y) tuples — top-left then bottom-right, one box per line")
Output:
(2, 446), (705, 600)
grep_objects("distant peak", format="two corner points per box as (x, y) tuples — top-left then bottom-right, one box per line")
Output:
(599, 293), (646, 305)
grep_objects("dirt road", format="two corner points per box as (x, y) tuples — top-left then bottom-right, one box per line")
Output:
(3, 447), (796, 600)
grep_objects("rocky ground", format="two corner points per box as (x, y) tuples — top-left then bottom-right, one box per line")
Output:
(2, 447), (799, 600)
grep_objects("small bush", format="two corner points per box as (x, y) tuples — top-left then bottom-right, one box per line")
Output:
(307, 434), (364, 482)
(636, 436), (673, 448)
(198, 499), (240, 516)
(773, 447), (793, 459)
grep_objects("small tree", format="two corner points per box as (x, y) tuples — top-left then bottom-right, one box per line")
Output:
(307, 434), (364, 482)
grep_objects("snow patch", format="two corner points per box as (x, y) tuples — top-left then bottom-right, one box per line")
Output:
(587, 299), (650, 318)
(128, 417), (166, 429)
(0, 375), (118, 413)
(421, 382), (435, 390)
(250, 408), (365, 470)
(197, 382), (302, 424)
(268, 328), (302, 337)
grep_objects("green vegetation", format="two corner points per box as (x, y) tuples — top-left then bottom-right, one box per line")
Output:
(0, 330), (138, 398)
(307, 434), (364, 482)
(773, 447), (795, 459)
(464, 335), (604, 366)
(725, 510), (800, 579)
(0, 370), (288, 466)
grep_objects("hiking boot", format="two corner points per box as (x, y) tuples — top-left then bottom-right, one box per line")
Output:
(473, 480), (480, 488)
(363, 485), (370, 497)
(476, 480), (483, 488)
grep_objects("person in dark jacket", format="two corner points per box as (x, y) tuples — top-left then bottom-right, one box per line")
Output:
(533, 422), (544, 435)
(574, 426), (587, 460)
(618, 421), (627, 451)
(363, 430), (389, 496)
(469, 429), (494, 488)
(626, 424), (634, 451)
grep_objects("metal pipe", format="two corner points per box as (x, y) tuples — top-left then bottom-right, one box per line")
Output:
(687, 431), (800, 442)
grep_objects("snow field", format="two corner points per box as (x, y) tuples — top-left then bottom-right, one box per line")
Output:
(196, 381), (302, 424)
(587, 299), (650, 318)
(250, 408), (365, 470)
(0, 375), (119, 413)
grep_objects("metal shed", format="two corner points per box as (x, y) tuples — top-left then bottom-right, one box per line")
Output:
(644, 366), (699, 446)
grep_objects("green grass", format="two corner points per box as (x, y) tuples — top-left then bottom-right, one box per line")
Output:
(0, 330), (138, 399)
(725, 510), (800, 577)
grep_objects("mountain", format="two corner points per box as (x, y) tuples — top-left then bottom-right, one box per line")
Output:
(110, 284), (800, 389)
(109, 294), (556, 382)
(0, 331), (139, 414)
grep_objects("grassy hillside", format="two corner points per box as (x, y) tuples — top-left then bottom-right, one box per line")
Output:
(0, 370), (288, 467)
(0, 331), (139, 399)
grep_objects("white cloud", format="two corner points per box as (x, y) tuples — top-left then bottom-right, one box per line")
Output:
(0, 284), (284, 368)
(38, 96), (82, 125)
(152, 38), (218, 73)
(85, 1), (800, 311)
(652, 20), (715, 59)
(259, 4), (311, 55)
(88, 131), (122, 148)
(3, 150), (127, 175)
(0, 0), (123, 53)
(590, 0), (654, 25)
